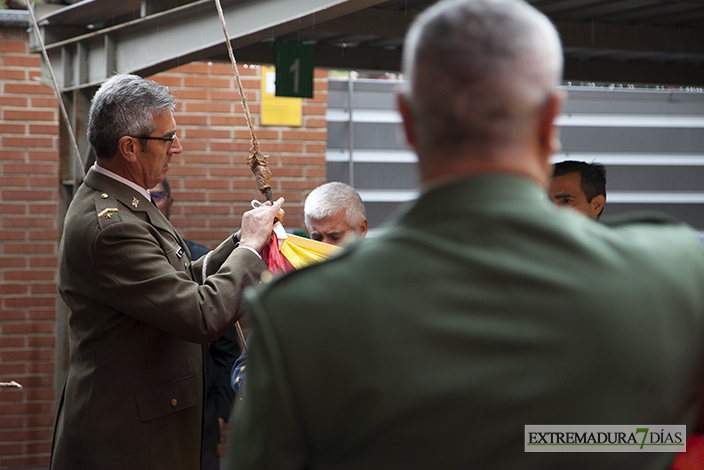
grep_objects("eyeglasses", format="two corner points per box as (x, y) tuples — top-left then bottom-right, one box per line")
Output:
(151, 191), (169, 201)
(132, 132), (177, 148)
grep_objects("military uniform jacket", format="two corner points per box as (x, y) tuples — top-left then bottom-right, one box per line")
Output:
(232, 175), (704, 470)
(51, 168), (266, 470)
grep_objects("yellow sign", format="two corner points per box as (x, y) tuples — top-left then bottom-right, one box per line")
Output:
(261, 66), (302, 127)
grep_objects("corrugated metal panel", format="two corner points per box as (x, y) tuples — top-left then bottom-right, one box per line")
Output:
(327, 78), (704, 232)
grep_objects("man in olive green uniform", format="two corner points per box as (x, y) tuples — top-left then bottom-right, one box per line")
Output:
(229, 1), (704, 469)
(51, 74), (284, 470)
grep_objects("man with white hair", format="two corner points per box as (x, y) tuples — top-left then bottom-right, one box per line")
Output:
(304, 181), (367, 246)
(229, 1), (704, 469)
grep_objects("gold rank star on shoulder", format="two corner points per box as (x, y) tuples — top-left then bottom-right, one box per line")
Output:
(132, 197), (139, 208)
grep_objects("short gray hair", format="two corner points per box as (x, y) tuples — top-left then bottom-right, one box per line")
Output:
(88, 74), (176, 160)
(402, 0), (563, 151)
(304, 182), (367, 231)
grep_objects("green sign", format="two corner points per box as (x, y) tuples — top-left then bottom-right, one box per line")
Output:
(275, 42), (315, 98)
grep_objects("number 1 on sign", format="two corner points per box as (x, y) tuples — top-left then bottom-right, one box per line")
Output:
(289, 58), (300, 94)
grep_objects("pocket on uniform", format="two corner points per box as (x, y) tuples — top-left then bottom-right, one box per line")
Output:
(134, 374), (198, 422)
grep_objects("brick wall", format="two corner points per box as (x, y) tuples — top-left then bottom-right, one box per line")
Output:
(0, 23), (327, 468)
(0, 25), (59, 468)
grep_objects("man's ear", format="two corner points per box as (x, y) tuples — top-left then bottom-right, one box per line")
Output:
(590, 194), (606, 218)
(358, 219), (368, 239)
(397, 93), (417, 149)
(117, 136), (139, 163)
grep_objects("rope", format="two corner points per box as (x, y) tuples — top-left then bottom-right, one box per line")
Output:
(213, 0), (260, 154)
(25, 0), (85, 179)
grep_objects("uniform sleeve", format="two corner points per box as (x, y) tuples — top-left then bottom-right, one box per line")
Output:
(94, 221), (266, 343)
(229, 290), (311, 470)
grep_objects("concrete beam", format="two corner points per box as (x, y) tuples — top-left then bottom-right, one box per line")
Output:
(36, 0), (388, 91)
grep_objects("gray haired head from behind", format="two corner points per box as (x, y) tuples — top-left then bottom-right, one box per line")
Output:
(401, 0), (563, 151)
(304, 182), (367, 232)
(88, 74), (176, 161)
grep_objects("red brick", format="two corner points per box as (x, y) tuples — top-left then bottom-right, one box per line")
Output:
(4, 295), (55, 308)
(4, 217), (54, 228)
(305, 143), (327, 154)
(24, 441), (52, 455)
(148, 75), (181, 87)
(306, 167), (328, 178)
(235, 129), (279, 140)
(0, 284), (28, 295)
(27, 336), (55, 348)
(181, 153), (232, 165)
(0, 204), (26, 214)
(0, 95), (27, 108)
(19, 376), (53, 387)
(0, 337), (25, 348)
(1, 350), (54, 364)
(185, 102), (232, 114)
(0, 257), (26, 268)
(305, 118), (327, 128)
(28, 258), (57, 268)
(28, 230), (59, 241)
(0, 444), (23, 456)
(0, 310), (26, 321)
(174, 88), (209, 100)
(0, 123), (25, 134)
(281, 156), (327, 165)
(173, 114), (208, 126)
(27, 363), (55, 375)
(185, 128), (232, 139)
(0, 364), (25, 375)
(26, 415), (55, 427)
(0, 427), (52, 441)
(1, 136), (54, 148)
(171, 62), (211, 74)
(28, 204), (57, 215)
(182, 205), (231, 216)
(29, 124), (59, 134)
(302, 104), (326, 116)
(281, 180), (323, 190)
(184, 76), (231, 89)
(282, 130), (327, 141)
(1, 322), (53, 335)
(209, 115), (248, 126)
(2, 55), (40, 68)
(0, 176), (27, 188)
(1, 456), (52, 468)
(28, 150), (59, 162)
(0, 149), (24, 159)
(28, 309), (56, 320)
(3, 163), (56, 174)
(0, 417), (24, 429)
(3, 268), (55, 279)
(2, 190), (55, 201)
(30, 97), (59, 108)
(0, 69), (26, 81)
(3, 83), (53, 96)
(208, 167), (253, 177)
(0, 230), (25, 240)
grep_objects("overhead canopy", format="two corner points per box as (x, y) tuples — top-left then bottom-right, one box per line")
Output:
(34, 0), (704, 89)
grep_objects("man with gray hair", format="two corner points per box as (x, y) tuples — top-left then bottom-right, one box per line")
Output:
(51, 73), (283, 470)
(230, 1), (704, 469)
(304, 181), (368, 246)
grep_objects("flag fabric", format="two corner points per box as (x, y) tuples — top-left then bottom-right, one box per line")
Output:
(261, 232), (341, 275)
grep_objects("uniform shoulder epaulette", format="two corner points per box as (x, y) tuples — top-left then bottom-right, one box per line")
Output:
(94, 191), (121, 228)
(600, 210), (686, 228)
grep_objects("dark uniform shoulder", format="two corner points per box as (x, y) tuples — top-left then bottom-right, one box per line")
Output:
(93, 190), (122, 229)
